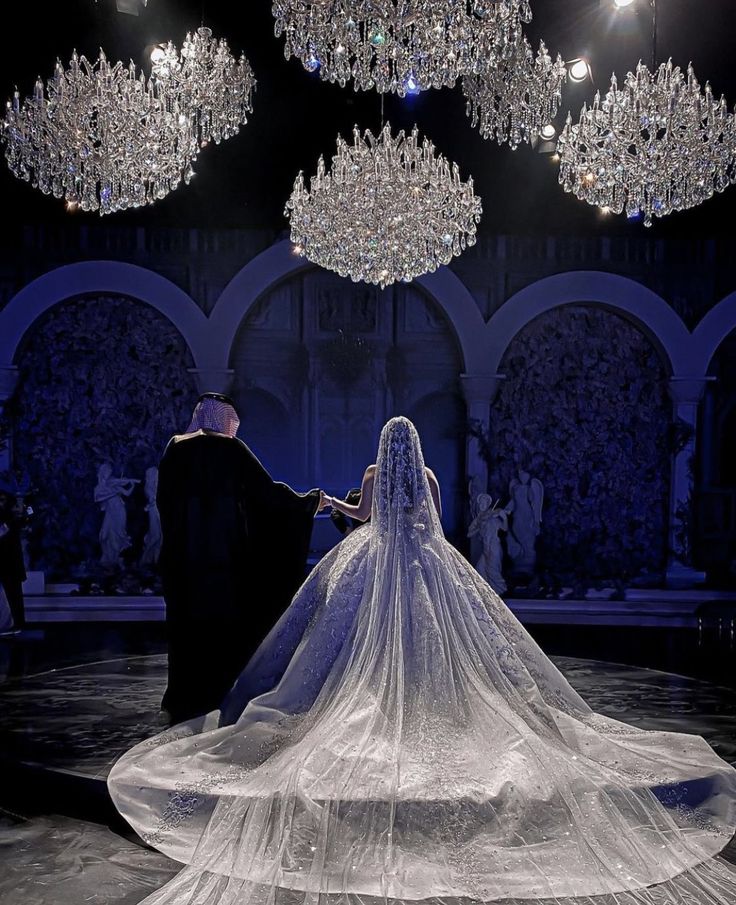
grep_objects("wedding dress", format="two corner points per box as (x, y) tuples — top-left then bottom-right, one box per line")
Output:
(108, 417), (736, 905)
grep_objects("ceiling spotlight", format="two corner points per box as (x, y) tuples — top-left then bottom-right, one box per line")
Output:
(540, 123), (557, 140)
(94, 0), (149, 11)
(613, 0), (636, 7)
(568, 59), (591, 82)
(150, 44), (167, 64)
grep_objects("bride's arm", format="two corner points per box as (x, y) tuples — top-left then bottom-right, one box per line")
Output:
(324, 467), (375, 523)
(426, 468), (443, 518)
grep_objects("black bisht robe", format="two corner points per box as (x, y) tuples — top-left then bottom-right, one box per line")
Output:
(157, 431), (320, 721)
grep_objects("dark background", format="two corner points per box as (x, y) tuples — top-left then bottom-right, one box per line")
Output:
(0, 0), (734, 236)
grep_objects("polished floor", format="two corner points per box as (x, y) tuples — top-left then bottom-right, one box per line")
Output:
(2, 652), (736, 780)
(0, 623), (735, 905)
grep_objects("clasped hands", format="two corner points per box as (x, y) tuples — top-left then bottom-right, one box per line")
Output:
(318, 491), (335, 513)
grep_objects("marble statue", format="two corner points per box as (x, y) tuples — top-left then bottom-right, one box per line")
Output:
(468, 474), (486, 520)
(468, 493), (509, 595)
(506, 469), (544, 575)
(141, 466), (163, 566)
(94, 463), (138, 568)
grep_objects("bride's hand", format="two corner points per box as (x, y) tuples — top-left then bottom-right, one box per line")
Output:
(318, 491), (332, 512)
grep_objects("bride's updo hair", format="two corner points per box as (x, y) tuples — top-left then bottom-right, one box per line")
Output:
(373, 416), (429, 527)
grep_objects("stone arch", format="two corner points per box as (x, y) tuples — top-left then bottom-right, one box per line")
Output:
(209, 240), (488, 373)
(691, 289), (736, 376)
(0, 261), (209, 368)
(484, 271), (692, 377)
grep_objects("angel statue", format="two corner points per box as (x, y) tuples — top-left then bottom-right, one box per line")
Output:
(467, 474), (486, 520)
(141, 466), (163, 566)
(94, 463), (139, 568)
(467, 493), (509, 595)
(506, 469), (544, 575)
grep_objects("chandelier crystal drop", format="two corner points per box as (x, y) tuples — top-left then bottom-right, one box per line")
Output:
(462, 36), (566, 149)
(557, 59), (736, 226)
(272, 0), (532, 95)
(150, 27), (255, 148)
(286, 124), (482, 288)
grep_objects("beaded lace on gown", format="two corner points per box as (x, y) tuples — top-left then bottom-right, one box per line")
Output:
(109, 417), (736, 905)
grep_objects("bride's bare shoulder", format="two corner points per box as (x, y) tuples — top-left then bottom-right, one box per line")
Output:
(365, 464), (377, 477)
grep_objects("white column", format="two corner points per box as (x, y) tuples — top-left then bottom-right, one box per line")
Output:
(0, 366), (19, 473)
(460, 373), (505, 494)
(666, 376), (712, 588)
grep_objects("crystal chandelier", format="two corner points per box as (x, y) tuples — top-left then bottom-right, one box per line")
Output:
(2, 51), (197, 214)
(462, 36), (566, 149)
(2, 30), (254, 215)
(150, 27), (255, 148)
(272, 0), (531, 95)
(557, 59), (736, 226)
(286, 124), (482, 288)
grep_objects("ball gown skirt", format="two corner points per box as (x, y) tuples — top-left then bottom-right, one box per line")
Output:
(108, 518), (736, 905)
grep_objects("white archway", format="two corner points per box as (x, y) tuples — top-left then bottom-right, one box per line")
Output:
(0, 261), (209, 368)
(691, 289), (736, 375)
(484, 271), (693, 377)
(209, 240), (489, 373)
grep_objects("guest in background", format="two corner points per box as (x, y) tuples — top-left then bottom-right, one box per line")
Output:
(157, 392), (324, 723)
(0, 488), (27, 631)
(330, 488), (363, 536)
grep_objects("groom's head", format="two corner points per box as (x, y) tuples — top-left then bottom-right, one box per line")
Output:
(186, 393), (240, 437)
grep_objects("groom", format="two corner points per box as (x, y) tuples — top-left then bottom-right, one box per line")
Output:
(157, 392), (324, 722)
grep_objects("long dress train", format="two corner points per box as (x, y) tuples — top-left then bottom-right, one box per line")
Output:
(108, 417), (736, 905)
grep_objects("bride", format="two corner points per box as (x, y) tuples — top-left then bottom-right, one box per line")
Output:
(109, 417), (736, 905)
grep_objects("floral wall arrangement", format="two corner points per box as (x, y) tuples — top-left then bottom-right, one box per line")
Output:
(12, 295), (196, 578)
(487, 306), (671, 585)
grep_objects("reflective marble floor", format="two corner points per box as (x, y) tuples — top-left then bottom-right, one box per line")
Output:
(0, 624), (735, 905)
(2, 652), (736, 782)
(0, 812), (178, 905)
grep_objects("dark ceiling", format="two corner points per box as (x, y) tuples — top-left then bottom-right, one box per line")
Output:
(1, 0), (735, 237)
